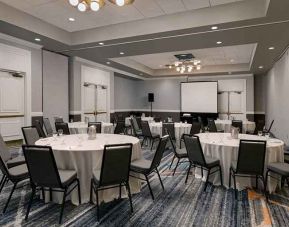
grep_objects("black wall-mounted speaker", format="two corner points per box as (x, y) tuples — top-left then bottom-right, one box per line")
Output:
(148, 93), (154, 102)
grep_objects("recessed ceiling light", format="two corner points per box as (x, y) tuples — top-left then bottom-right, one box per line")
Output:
(99, 42), (104, 45)
(120, 52), (124, 55)
(34, 38), (41, 42)
(259, 66), (264, 69)
(230, 59), (235, 63)
(216, 41), (222, 44)
(268, 46), (275, 50)
(68, 17), (75, 22)
(106, 61), (111, 64)
(211, 26), (218, 30)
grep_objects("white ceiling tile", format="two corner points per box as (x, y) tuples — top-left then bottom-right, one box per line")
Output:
(182, 0), (210, 10)
(155, 0), (186, 14)
(133, 0), (165, 18)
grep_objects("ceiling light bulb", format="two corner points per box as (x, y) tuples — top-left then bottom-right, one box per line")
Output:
(69, 0), (79, 6)
(211, 26), (218, 30)
(90, 0), (100, 11)
(258, 66), (264, 69)
(216, 41), (222, 44)
(196, 65), (201, 70)
(120, 52), (124, 55)
(34, 38), (41, 42)
(99, 42), (104, 45)
(68, 17), (75, 21)
(116, 0), (125, 6)
(77, 1), (87, 12)
(268, 47), (275, 50)
(176, 67), (180, 72)
(169, 65), (172, 69)
(175, 62), (179, 67)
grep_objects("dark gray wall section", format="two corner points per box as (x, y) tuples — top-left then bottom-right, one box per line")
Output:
(69, 58), (81, 111)
(43, 50), (69, 124)
(254, 75), (266, 113)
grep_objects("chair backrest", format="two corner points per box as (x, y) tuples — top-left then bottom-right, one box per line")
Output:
(154, 117), (161, 122)
(135, 117), (142, 129)
(88, 122), (102, 133)
(130, 118), (140, 136)
(55, 122), (70, 135)
(22, 145), (63, 188)
(197, 116), (204, 130)
(162, 123), (175, 139)
(184, 135), (207, 167)
(267, 120), (274, 133)
(150, 136), (169, 171)
(22, 126), (40, 145)
(99, 143), (132, 187)
(207, 119), (217, 132)
(114, 121), (126, 134)
(0, 152), (10, 177)
(0, 133), (11, 162)
(141, 121), (153, 137)
(236, 140), (267, 175)
(54, 117), (64, 123)
(34, 120), (47, 138)
(43, 118), (53, 136)
(232, 120), (243, 133)
(190, 122), (202, 135)
(254, 119), (265, 134)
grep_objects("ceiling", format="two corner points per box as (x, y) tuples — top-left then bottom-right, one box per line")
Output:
(0, 0), (289, 79)
(0, 0), (245, 32)
(111, 44), (256, 74)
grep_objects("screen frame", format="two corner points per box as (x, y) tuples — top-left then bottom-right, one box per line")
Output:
(180, 81), (218, 114)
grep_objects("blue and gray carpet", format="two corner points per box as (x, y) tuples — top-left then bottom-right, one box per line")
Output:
(0, 146), (289, 226)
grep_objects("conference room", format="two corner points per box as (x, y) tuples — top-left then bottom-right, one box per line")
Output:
(0, 0), (288, 226)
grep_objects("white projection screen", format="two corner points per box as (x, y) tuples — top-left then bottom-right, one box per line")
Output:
(181, 82), (218, 113)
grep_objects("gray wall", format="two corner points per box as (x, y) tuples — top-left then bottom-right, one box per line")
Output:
(0, 38), (42, 113)
(43, 50), (69, 124)
(265, 50), (289, 145)
(69, 58), (81, 112)
(254, 75), (266, 113)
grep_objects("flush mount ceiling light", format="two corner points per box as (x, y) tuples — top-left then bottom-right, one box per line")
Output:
(68, 0), (134, 12)
(166, 53), (202, 74)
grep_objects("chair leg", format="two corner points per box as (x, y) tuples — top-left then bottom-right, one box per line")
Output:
(229, 169), (232, 188)
(173, 159), (180, 176)
(185, 163), (192, 184)
(90, 179), (93, 204)
(0, 175), (7, 193)
(281, 176), (285, 188)
(286, 178), (289, 189)
(77, 179), (81, 204)
(264, 170), (269, 192)
(151, 139), (155, 151)
(145, 175), (154, 200)
(125, 182), (133, 213)
(96, 188), (100, 221)
(204, 168), (211, 192)
(3, 182), (17, 213)
(25, 186), (36, 220)
(233, 174), (237, 199)
(50, 188), (53, 202)
(141, 137), (146, 147)
(156, 168), (164, 190)
(256, 176), (259, 189)
(119, 183), (122, 199)
(169, 155), (175, 169)
(59, 188), (67, 224)
(41, 187), (45, 202)
(219, 166), (223, 186)
(201, 167), (203, 178)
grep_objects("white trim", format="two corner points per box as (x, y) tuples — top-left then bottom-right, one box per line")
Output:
(0, 33), (43, 49)
(75, 57), (145, 80)
(69, 111), (82, 115)
(31, 112), (43, 117)
(246, 111), (265, 114)
(145, 74), (254, 81)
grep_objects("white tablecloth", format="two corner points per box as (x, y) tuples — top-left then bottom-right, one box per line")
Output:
(214, 120), (256, 133)
(68, 122), (114, 134)
(125, 117), (154, 126)
(35, 134), (142, 205)
(196, 133), (284, 192)
(149, 122), (191, 146)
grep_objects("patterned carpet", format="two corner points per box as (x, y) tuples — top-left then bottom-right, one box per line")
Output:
(1, 146), (289, 227)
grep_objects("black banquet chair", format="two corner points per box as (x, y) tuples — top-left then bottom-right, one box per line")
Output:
(141, 121), (160, 150)
(22, 126), (40, 145)
(130, 136), (169, 200)
(180, 121), (202, 148)
(130, 118), (143, 138)
(0, 154), (29, 213)
(55, 122), (70, 135)
(23, 145), (81, 224)
(90, 143), (133, 221)
(34, 120), (47, 138)
(229, 140), (267, 199)
(184, 135), (223, 190)
(162, 123), (175, 140)
(232, 120), (243, 133)
(88, 122), (102, 133)
(207, 119), (223, 133)
(43, 118), (54, 136)
(114, 121), (126, 134)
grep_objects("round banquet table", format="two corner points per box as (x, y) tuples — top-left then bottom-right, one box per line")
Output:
(149, 122), (191, 147)
(214, 119), (256, 133)
(195, 133), (284, 192)
(35, 134), (142, 205)
(125, 116), (154, 126)
(68, 122), (114, 134)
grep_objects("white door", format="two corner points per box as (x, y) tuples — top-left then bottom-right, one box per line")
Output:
(0, 71), (25, 141)
(83, 83), (96, 122)
(96, 86), (108, 122)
